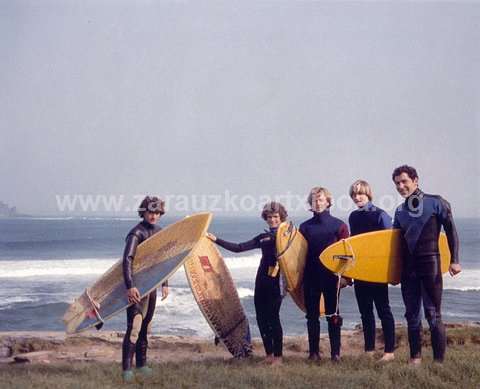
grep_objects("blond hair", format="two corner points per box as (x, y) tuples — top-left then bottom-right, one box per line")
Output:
(307, 187), (333, 208)
(349, 180), (373, 201)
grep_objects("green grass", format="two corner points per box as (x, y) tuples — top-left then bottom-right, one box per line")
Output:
(1, 345), (479, 389)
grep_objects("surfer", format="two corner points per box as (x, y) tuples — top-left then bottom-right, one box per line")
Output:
(207, 202), (287, 365)
(348, 180), (395, 362)
(392, 165), (460, 364)
(300, 187), (350, 362)
(121, 196), (169, 381)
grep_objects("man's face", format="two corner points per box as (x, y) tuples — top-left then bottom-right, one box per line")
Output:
(352, 193), (369, 208)
(393, 172), (418, 198)
(311, 193), (329, 213)
(266, 213), (282, 229)
(144, 211), (161, 224)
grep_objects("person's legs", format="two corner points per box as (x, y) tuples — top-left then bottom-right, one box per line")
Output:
(354, 281), (376, 352)
(123, 304), (143, 379)
(304, 281), (322, 358)
(270, 294), (283, 359)
(255, 289), (274, 357)
(373, 283), (396, 355)
(324, 278), (342, 360)
(401, 273), (423, 360)
(421, 273), (446, 362)
(136, 290), (157, 369)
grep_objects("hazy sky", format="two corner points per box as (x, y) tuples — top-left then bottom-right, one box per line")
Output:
(1, 1), (479, 217)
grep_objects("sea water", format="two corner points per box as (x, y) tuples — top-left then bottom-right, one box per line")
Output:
(0, 216), (478, 338)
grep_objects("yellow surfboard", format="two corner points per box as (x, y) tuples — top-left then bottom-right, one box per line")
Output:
(276, 222), (325, 315)
(319, 229), (451, 284)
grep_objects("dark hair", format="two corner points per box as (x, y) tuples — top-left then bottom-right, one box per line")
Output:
(138, 196), (165, 218)
(261, 201), (288, 222)
(392, 165), (418, 182)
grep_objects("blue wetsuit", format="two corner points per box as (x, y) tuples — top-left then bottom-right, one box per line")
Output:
(349, 202), (395, 353)
(300, 210), (349, 359)
(393, 189), (459, 361)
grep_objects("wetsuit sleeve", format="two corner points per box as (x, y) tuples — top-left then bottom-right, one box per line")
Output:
(123, 234), (139, 289)
(378, 211), (393, 229)
(337, 223), (350, 240)
(299, 223), (306, 235)
(215, 236), (260, 253)
(393, 209), (401, 229)
(438, 198), (460, 264)
(348, 214), (354, 234)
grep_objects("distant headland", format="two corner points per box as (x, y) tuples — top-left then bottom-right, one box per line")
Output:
(0, 201), (29, 218)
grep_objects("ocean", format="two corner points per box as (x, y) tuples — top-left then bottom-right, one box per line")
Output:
(0, 216), (478, 338)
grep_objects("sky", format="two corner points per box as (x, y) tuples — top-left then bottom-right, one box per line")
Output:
(1, 1), (479, 217)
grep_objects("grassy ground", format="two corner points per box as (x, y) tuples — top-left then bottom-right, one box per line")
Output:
(1, 328), (479, 389)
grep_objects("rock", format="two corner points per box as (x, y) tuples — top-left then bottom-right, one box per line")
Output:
(13, 351), (52, 363)
(0, 346), (12, 358)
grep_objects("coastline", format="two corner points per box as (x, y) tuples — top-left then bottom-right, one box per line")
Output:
(1, 322), (479, 365)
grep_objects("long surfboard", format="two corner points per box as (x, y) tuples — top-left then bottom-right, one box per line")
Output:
(63, 213), (212, 334)
(276, 222), (325, 315)
(184, 236), (252, 358)
(319, 229), (451, 284)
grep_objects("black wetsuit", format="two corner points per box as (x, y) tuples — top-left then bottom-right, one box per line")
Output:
(300, 210), (349, 359)
(122, 220), (167, 371)
(394, 189), (459, 361)
(349, 202), (395, 353)
(215, 229), (283, 357)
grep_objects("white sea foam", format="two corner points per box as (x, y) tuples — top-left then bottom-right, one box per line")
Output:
(237, 287), (255, 298)
(223, 254), (260, 269)
(0, 259), (117, 278)
(443, 270), (480, 291)
(0, 257), (478, 292)
(0, 255), (260, 278)
(0, 296), (39, 307)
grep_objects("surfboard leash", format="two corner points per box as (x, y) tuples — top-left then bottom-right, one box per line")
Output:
(84, 288), (105, 327)
(271, 221), (298, 278)
(275, 221), (297, 259)
(323, 240), (356, 322)
(333, 239), (356, 275)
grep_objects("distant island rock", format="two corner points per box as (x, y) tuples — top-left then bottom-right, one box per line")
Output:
(0, 201), (29, 218)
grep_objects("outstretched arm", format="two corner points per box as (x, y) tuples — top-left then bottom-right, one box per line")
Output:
(207, 232), (259, 253)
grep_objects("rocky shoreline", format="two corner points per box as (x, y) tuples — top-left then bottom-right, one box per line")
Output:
(1, 322), (478, 365)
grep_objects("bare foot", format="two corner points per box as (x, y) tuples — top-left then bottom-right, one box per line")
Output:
(270, 357), (283, 366)
(258, 355), (274, 365)
(409, 357), (422, 366)
(378, 353), (395, 363)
